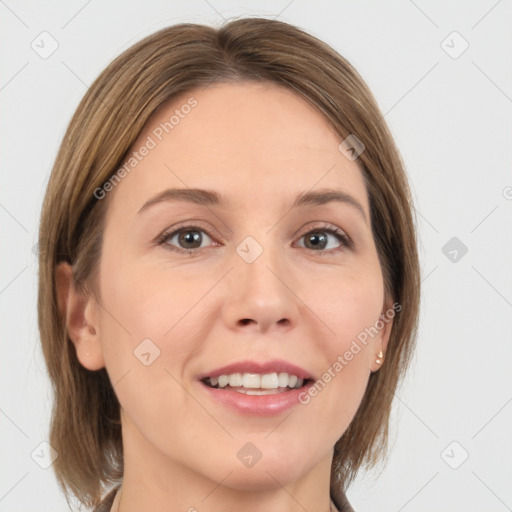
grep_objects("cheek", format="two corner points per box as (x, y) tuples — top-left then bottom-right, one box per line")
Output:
(305, 256), (385, 352)
(298, 261), (384, 428)
(94, 263), (200, 444)
(97, 250), (204, 350)
(95, 257), (216, 415)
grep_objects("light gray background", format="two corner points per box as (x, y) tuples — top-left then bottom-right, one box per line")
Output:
(1, 1), (511, 511)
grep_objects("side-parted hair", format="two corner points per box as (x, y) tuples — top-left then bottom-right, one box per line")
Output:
(38, 17), (420, 508)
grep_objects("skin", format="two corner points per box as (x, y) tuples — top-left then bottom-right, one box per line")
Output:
(56, 81), (393, 512)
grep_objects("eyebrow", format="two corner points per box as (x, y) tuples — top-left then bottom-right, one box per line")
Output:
(137, 187), (367, 223)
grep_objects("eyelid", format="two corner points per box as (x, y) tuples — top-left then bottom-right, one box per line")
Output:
(155, 220), (220, 247)
(294, 222), (353, 252)
(156, 220), (353, 254)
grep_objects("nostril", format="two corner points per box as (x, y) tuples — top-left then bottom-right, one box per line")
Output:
(240, 319), (252, 326)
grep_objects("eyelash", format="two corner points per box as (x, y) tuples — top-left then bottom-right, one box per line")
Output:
(156, 222), (353, 256)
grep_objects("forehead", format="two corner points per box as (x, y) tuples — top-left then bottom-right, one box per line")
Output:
(107, 81), (369, 215)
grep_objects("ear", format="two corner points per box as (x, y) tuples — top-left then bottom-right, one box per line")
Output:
(55, 262), (105, 371)
(369, 299), (396, 373)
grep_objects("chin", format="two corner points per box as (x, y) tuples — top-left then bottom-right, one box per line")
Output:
(216, 463), (306, 492)
(197, 447), (315, 491)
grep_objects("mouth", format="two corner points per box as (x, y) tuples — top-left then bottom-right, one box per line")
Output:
(200, 372), (314, 395)
(196, 359), (316, 414)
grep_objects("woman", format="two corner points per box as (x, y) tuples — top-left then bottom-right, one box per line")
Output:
(38, 17), (420, 512)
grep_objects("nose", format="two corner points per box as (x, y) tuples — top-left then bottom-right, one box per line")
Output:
(221, 242), (300, 334)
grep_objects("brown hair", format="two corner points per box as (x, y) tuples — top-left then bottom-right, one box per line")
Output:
(38, 17), (420, 508)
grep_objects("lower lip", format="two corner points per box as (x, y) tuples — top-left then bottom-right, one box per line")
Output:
(198, 381), (312, 416)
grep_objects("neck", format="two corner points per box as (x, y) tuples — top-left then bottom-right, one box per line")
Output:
(114, 412), (336, 512)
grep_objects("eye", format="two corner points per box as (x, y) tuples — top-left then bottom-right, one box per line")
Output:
(158, 224), (217, 254)
(295, 224), (352, 255)
(157, 222), (352, 256)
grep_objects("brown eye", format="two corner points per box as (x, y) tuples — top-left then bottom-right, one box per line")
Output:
(303, 231), (330, 250)
(296, 225), (352, 255)
(160, 226), (214, 252)
(176, 229), (204, 249)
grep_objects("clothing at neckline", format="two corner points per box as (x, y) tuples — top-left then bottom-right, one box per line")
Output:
(92, 484), (355, 512)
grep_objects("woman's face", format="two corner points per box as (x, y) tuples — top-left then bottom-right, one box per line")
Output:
(80, 82), (392, 489)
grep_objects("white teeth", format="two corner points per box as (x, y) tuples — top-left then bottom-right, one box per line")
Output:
(237, 388), (283, 395)
(228, 373), (243, 387)
(242, 373), (261, 388)
(206, 372), (305, 389)
(260, 373), (279, 389)
(218, 375), (229, 388)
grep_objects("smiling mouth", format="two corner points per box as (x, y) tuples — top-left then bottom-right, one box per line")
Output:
(200, 372), (314, 395)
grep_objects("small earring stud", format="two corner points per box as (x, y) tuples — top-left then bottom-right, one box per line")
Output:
(376, 350), (384, 364)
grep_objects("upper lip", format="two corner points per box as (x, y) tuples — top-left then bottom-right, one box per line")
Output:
(197, 359), (315, 381)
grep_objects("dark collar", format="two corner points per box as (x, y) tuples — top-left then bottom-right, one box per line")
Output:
(95, 484), (355, 512)
(331, 484), (355, 512)
(94, 486), (119, 512)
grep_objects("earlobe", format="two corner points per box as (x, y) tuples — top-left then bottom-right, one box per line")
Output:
(370, 349), (385, 373)
(55, 262), (105, 371)
(369, 304), (394, 373)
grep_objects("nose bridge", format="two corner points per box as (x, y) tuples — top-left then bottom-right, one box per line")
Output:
(223, 231), (299, 332)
